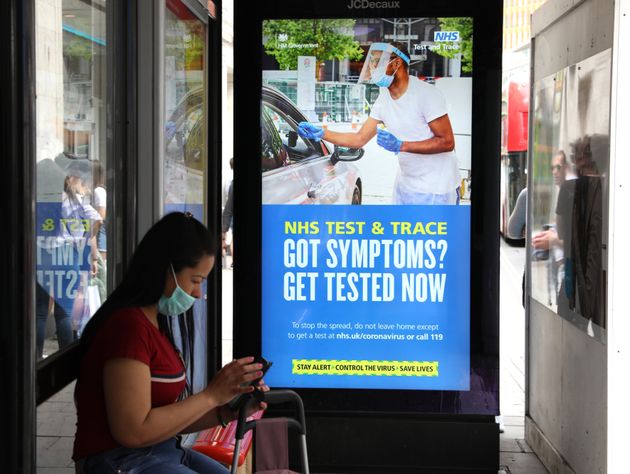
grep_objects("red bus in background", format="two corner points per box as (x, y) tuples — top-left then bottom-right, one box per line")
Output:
(500, 73), (529, 244)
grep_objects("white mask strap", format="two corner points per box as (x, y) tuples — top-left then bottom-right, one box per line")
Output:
(170, 264), (179, 286)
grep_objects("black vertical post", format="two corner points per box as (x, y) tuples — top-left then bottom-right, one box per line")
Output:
(207, 1), (223, 374)
(109, 0), (136, 292)
(0, 0), (37, 472)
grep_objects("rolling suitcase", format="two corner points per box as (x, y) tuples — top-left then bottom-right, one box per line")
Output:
(231, 389), (310, 474)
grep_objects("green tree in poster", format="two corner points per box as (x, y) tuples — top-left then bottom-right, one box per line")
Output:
(434, 17), (473, 74)
(263, 19), (364, 73)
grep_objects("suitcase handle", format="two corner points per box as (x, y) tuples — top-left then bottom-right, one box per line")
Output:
(234, 389), (307, 440)
(231, 389), (310, 474)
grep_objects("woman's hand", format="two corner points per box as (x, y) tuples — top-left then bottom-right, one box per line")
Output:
(224, 379), (269, 422)
(91, 252), (101, 277)
(203, 356), (263, 406)
(244, 379), (269, 417)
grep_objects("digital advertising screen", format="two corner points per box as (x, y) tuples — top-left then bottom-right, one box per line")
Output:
(260, 16), (473, 391)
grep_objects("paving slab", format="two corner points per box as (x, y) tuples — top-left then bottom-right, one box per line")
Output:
(500, 452), (550, 474)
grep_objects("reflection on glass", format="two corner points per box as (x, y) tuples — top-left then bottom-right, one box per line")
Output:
(35, 0), (108, 360)
(163, 0), (208, 394)
(163, 0), (207, 213)
(530, 50), (610, 333)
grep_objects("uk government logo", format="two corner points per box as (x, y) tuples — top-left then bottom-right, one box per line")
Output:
(276, 33), (318, 50)
(347, 0), (401, 9)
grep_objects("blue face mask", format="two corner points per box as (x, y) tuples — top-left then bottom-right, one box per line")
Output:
(374, 73), (395, 88)
(371, 60), (399, 88)
(158, 264), (196, 316)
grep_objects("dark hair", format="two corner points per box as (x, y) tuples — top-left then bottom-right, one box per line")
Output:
(390, 41), (410, 69)
(63, 174), (83, 205)
(78, 212), (216, 395)
(569, 134), (609, 176)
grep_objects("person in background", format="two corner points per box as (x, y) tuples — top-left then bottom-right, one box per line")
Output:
(36, 168), (103, 357)
(36, 156), (104, 357)
(532, 150), (572, 308)
(507, 187), (527, 241)
(532, 151), (571, 251)
(92, 161), (107, 262)
(73, 212), (267, 473)
(561, 135), (607, 329)
(90, 161), (108, 305)
(36, 282), (73, 359)
(60, 171), (103, 276)
(506, 185), (528, 310)
(222, 158), (234, 268)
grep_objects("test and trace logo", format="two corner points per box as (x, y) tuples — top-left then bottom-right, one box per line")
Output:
(347, 0), (401, 9)
(434, 31), (460, 42)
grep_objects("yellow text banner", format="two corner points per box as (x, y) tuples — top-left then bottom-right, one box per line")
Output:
(292, 359), (438, 377)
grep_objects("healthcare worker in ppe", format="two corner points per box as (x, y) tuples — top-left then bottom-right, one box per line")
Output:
(297, 41), (461, 205)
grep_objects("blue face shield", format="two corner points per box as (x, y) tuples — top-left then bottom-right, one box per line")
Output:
(158, 264), (196, 316)
(358, 42), (411, 87)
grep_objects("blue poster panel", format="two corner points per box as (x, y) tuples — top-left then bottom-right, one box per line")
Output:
(261, 16), (473, 391)
(263, 205), (470, 390)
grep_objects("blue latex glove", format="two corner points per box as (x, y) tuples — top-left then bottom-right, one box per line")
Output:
(377, 128), (403, 154)
(297, 122), (324, 141)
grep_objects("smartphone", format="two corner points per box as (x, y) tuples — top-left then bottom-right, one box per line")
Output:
(227, 356), (272, 411)
(250, 356), (272, 386)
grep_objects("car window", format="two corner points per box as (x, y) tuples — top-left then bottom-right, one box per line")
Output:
(261, 108), (288, 173)
(262, 103), (320, 164)
(166, 104), (204, 170)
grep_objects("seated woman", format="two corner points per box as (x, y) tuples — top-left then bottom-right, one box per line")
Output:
(73, 212), (266, 473)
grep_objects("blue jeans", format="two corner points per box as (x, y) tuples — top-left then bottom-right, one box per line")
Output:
(97, 222), (107, 252)
(36, 282), (73, 358)
(82, 438), (228, 473)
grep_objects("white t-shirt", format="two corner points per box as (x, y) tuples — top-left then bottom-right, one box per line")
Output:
(93, 186), (106, 209)
(370, 77), (461, 194)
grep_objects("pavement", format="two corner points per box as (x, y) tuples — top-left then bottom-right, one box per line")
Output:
(498, 240), (548, 474)
(35, 243), (548, 473)
(36, 382), (76, 473)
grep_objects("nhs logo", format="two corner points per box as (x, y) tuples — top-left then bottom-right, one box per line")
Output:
(434, 31), (460, 42)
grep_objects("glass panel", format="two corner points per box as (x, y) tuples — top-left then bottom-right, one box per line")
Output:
(530, 49), (611, 336)
(163, 0), (208, 393)
(35, 0), (108, 470)
(222, 154), (234, 366)
(221, 0), (234, 367)
(35, 0), (108, 362)
(164, 0), (207, 215)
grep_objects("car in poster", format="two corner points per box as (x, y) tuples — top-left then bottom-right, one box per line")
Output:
(261, 86), (364, 205)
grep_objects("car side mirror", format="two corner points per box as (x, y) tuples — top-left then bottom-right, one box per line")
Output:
(287, 130), (298, 148)
(330, 145), (364, 166)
